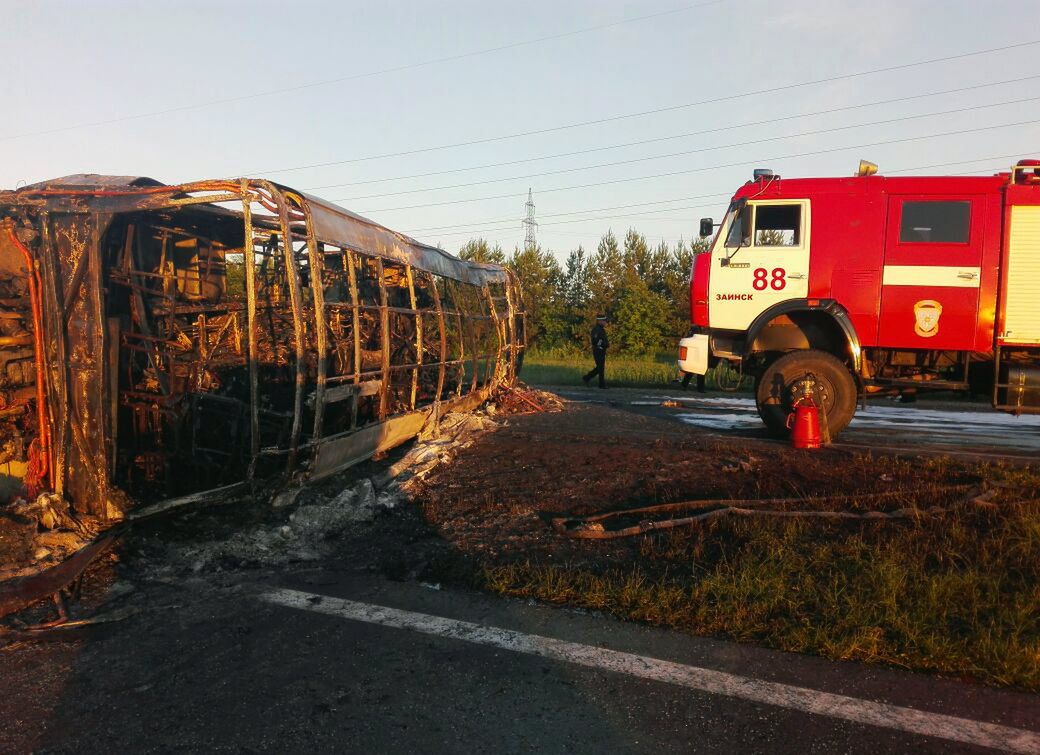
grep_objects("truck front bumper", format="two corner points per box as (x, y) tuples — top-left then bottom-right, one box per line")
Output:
(677, 333), (709, 375)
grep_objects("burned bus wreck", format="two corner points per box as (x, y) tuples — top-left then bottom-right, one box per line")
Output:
(0, 176), (525, 522)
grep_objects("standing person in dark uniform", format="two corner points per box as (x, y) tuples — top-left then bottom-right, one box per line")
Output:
(680, 370), (706, 392)
(583, 315), (609, 389)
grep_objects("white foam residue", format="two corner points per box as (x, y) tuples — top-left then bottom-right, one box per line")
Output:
(668, 395), (1040, 446)
(854, 405), (1040, 430)
(675, 412), (761, 431)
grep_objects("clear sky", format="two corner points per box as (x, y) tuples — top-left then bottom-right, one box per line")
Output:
(4, 0), (1040, 259)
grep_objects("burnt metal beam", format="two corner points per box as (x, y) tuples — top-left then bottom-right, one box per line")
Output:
(0, 175), (526, 524)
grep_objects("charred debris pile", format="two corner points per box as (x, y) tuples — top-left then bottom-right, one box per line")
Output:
(0, 175), (527, 617)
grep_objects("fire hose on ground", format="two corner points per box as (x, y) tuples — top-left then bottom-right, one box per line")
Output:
(552, 485), (996, 539)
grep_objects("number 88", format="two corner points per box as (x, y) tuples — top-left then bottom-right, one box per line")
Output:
(753, 268), (786, 291)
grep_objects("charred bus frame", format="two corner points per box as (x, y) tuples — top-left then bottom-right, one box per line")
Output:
(0, 176), (525, 520)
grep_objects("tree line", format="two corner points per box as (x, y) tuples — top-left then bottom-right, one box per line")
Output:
(458, 230), (708, 354)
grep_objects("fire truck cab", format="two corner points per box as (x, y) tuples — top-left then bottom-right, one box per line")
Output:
(678, 159), (1040, 437)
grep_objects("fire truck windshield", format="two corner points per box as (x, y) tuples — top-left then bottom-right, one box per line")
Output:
(724, 199), (751, 250)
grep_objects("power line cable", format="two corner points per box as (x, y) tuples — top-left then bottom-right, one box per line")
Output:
(242, 38), (1040, 177)
(352, 118), (1039, 213)
(426, 204), (726, 238)
(335, 95), (1040, 201)
(309, 74), (1040, 190)
(887, 153), (1033, 173)
(425, 153), (1033, 242)
(406, 149), (1034, 235)
(0, 0), (727, 142)
(407, 193), (731, 233)
(408, 196), (732, 235)
(401, 192), (728, 233)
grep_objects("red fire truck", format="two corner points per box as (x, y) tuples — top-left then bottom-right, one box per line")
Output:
(677, 159), (1040, 437)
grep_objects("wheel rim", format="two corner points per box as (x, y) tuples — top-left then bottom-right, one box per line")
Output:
(761, 371), (837, 417)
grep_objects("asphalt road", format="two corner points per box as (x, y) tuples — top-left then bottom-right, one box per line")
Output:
(547, 385), (1040, 462)
(2, 391), (1038, 753)
(3, 569), (1038, 754)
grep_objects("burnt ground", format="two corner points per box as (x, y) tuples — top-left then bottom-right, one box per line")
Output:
(413, 401), (982, 568)
(0, 396), (1038, 753)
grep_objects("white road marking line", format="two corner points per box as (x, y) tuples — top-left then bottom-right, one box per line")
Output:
(263, 588), (1040, 754)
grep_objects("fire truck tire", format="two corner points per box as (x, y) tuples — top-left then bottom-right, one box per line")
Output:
(754, 350), (857, 437)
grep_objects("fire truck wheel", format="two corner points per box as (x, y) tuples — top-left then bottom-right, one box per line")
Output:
(754, 350), (857, 437)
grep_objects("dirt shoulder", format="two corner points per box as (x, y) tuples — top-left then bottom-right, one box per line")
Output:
(416, 400), (977, 563)
(1, 392), (1036, 753)
(413, 399), (1040, 690)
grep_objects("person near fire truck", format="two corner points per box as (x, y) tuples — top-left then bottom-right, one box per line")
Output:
(680, 369), (706, 393)
(583, 315), (609, 389)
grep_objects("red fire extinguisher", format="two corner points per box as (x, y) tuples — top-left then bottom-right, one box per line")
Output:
(787, 396), (822, 449)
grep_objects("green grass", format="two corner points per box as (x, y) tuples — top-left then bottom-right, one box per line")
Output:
(519, 347), (988, 402)
(521, 348), (738, 388)
(479, 464), (1040, 690)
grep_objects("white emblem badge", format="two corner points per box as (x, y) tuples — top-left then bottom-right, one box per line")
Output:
(913, 300), (942, 337)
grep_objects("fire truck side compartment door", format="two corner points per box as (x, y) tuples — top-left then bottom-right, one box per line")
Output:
(878, 195), (985, 350)
(1001, 204), (1040, 344)
(708, 199), (810, 331)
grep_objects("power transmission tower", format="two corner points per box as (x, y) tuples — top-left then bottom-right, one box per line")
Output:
(522, 187), (538, 250)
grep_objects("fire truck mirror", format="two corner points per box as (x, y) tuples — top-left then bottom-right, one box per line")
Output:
(699, 218), (714, 237)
